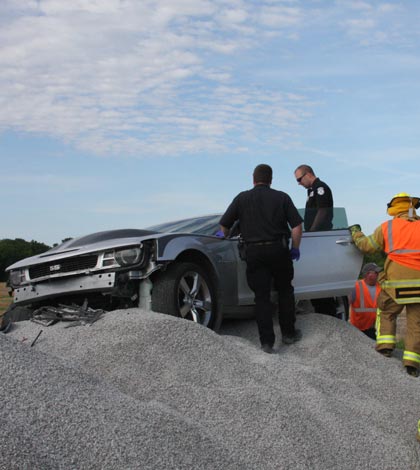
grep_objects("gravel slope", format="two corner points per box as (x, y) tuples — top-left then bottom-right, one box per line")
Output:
(1, 310), (419, 469)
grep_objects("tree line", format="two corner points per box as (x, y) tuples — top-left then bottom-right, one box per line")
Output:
(0, 238), (52, 282)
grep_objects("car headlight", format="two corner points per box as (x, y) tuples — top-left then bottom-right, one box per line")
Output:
(115, 247), (143, 266)
(101, 244), (147, 269)
(9, 269), (27, 287)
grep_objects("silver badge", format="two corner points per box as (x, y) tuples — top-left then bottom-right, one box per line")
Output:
(317, 187), (325, 196)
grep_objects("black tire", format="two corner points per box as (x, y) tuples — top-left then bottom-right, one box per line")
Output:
(151, 262), (221, 330)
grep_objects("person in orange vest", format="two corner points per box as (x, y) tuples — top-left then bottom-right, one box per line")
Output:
(349, 262), (382, 339)
(349, 193), (420, 377)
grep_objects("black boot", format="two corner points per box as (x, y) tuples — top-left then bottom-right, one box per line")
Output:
(378, 348), (393, 358)
(405, 366), (419, 377)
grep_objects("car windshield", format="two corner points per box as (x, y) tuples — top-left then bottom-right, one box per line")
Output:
(146, 208), (348, 236)
(146, 214), (222, 236)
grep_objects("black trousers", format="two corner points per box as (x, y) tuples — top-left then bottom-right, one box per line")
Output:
(245, 243), (296, 346)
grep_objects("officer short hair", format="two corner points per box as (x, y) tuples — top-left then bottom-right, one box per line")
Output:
(253, 164), (272, 184)
(295, 164), (315, 176)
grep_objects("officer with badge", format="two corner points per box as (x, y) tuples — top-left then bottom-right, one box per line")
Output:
(294, 164), (336, 316)
(294, 164), (333, 232)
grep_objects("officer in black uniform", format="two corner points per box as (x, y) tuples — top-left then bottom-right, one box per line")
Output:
(294, 164), (336, 316)
(294, 164), (333, 232)
(219, 164), (303, 353)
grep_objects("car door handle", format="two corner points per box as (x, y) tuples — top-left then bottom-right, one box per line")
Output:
(336, 238), (353, 245)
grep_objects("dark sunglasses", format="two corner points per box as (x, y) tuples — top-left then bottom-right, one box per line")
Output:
(296, 173), (306, 183)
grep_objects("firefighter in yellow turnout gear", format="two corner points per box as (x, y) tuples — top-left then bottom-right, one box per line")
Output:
(349, 193), (420, 378)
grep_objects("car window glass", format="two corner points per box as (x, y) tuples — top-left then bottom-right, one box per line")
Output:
(146, 215), (221, 234)
(190, 221), (221, 235)
(147, 208), (348, 235)
(176, 217), (220, 234)
(297, 207), (348, 232)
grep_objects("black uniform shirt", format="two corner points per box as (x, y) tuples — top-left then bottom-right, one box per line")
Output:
(220, 184), (302, 242)
(304, 177), (333, 231)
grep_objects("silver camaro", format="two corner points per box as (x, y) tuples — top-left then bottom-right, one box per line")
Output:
(6, 208), (363, 330)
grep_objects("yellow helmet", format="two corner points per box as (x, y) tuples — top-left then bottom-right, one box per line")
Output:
(387, 193), (420, 209)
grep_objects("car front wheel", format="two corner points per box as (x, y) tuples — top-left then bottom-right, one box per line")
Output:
(151, 262), (221, 330)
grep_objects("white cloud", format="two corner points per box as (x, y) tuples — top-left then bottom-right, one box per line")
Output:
(336, 1), (407, 45)
(0, 0), (313, 157)
(345, 17), (376, 30)
(258, 5), (302, 28)
(344, 1), (373, 11)
(0, 0), (416, 158)
(216, 7), (248, 25)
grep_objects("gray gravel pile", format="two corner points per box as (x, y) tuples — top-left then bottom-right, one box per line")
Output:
(1, 310), (419, 469)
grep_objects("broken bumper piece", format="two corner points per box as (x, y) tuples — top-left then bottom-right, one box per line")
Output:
(13, 273), (116, 304)
(32, 301), (106, 327)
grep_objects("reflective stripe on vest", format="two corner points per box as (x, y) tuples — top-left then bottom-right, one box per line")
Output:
(382, 219), (420, 270)
(352, 280), (380, 312)
(350, 280), (380, 331)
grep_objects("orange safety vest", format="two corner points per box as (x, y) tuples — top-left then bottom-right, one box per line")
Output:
(350, 279), (380, 331)
(382, 218), (420, 270)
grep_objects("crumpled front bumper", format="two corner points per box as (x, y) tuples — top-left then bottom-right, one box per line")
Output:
(13, 272), (116, 304)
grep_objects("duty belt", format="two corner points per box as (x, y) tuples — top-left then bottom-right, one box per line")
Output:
(246, 238), (288, 247)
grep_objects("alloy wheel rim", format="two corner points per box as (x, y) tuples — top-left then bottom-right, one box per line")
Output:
(177, 270), (212, 326)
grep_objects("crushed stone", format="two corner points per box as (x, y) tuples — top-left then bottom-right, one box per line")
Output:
(1, 310), (419, 469)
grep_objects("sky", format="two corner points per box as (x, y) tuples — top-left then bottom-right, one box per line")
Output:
(1, 0), (420, 246)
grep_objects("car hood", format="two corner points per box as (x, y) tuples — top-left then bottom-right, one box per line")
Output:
(7, 228), (161, 270)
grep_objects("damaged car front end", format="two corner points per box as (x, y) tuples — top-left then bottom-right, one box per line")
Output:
(5, 215), (232, 331)
(8, 230), (157, 310)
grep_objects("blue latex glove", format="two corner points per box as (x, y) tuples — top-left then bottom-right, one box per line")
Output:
(290, 247), (300, 261)
(215, 230), (225, 238)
